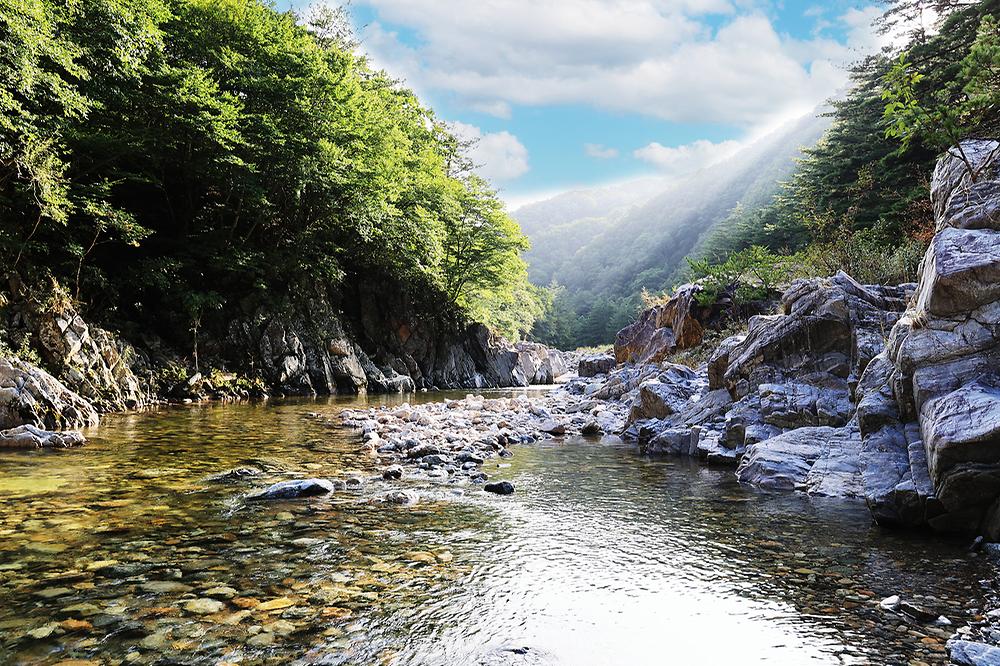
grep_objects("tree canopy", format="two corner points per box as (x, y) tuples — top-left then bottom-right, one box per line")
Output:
(0, 0), (541, 350)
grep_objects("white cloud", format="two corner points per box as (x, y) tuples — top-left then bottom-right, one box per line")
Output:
(585, 143), (619, 159)
(450, 121), (530, 181)
(355, 1), (886, 126)
(468, 100), (513, 119)
(633, 138), (742, 174)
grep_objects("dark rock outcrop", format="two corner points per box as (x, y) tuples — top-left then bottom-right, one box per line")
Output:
(578, 353), (615, 377)
(226, 283), (563, 396)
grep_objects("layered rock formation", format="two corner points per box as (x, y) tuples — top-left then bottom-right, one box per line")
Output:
(859, 140), (1000, 537)
(4, 296), (154, 412)
(613, 141), (1000, 535)
(618, 272), (911, 488)
(0, 357), (98, 431)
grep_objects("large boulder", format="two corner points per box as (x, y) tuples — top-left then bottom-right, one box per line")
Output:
(613, 283), (707, 364)
(515, 342), (569, 384)
(710, 272), (910, 399)
(624, 364), (702, 429)
(736, 424), (863, 498)
(0, 357), (99, 431)
(578, 353), (615, 377)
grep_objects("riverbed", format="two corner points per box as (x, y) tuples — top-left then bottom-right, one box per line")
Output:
(0, 394), (991, 665)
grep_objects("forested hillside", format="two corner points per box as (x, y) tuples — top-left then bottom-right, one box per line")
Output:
(0, 0), (539, 371)
(521, 112), (829, 348)
(526, 0), (1000, 350)
(694, 0), (1000, 286)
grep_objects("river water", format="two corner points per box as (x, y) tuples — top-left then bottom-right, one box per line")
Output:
(0, 394), (991, 665)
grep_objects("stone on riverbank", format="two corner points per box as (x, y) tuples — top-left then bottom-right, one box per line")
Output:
(0, 424), (86, 449)
(948, 639), (1000, 666)
(484, 481), (515, 495)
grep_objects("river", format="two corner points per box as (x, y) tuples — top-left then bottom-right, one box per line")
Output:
(0, 394), (989, 665)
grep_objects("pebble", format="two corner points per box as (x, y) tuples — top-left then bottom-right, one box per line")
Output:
(183, 598), (225, 615)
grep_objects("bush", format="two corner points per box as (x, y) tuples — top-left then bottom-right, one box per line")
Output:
(686, 246), (799, 307)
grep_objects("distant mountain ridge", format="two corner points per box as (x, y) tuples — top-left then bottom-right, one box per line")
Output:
(516, 111), (831, 347)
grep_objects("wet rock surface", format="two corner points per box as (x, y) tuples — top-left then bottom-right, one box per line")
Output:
(0, 424), (86, 449)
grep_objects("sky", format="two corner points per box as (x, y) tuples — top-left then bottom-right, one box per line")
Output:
(294, 1), (896, 208)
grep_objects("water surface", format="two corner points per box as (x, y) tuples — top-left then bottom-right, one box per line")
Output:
(0, 395), (987, 665)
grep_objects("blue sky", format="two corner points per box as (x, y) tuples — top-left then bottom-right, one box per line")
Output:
(292, 1), (891, 207)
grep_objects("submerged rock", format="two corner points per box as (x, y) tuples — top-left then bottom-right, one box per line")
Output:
(385, 489), (419, 505)
(205, 467), (264, 483)
(484, 481), (515, 495)
(478, 646), (556, 665)
(246, 479), (335, 501)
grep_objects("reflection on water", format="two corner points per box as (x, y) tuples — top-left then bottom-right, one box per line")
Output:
(0, 395), (986, 665)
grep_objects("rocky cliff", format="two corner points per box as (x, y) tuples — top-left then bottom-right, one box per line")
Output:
(613, 140), (1000, 539)
(0, 278), (569, 445)
(224, 283), (569, 396)
(858, 139), (1000, 538)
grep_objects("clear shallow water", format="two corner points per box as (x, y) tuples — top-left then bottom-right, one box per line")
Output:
(0, 395), (990, 665)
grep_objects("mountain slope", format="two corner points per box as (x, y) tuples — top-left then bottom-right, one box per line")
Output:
(518, 111), (831, 347)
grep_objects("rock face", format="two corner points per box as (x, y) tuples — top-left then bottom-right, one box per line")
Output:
(228, 284), (563, 396)
(860, 139), (1000, 538)
(3, 295), (153, 413)
(0, 357), (98, 431)
(228, 296), (407, 396)
(709, 272), (911, 400)
(614, 284), (707, 364)
(32, 308), (152, 412)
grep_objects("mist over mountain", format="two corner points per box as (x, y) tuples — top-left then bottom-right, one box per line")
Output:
(516, 110), (831, 347)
